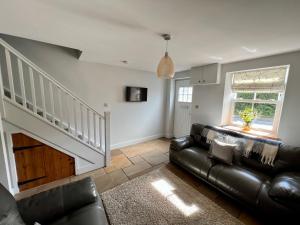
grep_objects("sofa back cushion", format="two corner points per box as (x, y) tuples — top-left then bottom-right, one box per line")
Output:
(190, 123), (208, 149)
(0, 183), (26, 225)
(274, 144), (300, 172)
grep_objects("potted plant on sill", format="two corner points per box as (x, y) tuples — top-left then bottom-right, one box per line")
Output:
(239, 108), (257, 131)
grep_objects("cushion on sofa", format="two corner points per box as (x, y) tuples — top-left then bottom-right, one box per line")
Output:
(268, 173), (300, 209)
(209, 139), (237, 165)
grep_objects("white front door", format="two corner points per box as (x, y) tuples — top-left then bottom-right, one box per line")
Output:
(173, 79), (193, 138)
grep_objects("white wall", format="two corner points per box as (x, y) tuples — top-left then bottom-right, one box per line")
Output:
(0, 34), (167, 148)
(175, 51), (300, 146)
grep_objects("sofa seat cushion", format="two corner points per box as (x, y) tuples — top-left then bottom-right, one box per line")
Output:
(170, 147), (214, 179)
(208, 164), (270, 205)
(49, 201), (109, 225)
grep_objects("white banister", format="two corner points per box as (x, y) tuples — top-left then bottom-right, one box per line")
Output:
(17, 59), (26, 107)
(73, 98), (77, 136)
(80, 103), (84, 140)
(99, 116), (102, 150)
(48, 82), (55, 123)
(29, 67), (37, 113)
(58, 88), (63, 127)
(65, 93), (70, 131)
(93, 112), (96, 146)
(0, 38), (103, 119)
(104, 111), (111, 166)
(87, 108), (90, 144)
(5, 49), (15, 101)
(39, 75), (47, 118)
(0, 62), (5, 116)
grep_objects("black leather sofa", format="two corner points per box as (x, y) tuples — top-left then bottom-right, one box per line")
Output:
(170, 123), (300, 218)
(0, 177), (109, 225)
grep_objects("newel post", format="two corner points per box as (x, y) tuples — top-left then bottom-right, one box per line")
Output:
(104, 111), (111, 166)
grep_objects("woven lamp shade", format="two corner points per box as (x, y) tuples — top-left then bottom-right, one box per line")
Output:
(157, 52), (174, 79)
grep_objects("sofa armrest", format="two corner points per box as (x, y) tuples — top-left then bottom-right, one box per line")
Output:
(170, 136), (194, 152)
(268, 172), (300, 210)
(17, 177), (98, 225)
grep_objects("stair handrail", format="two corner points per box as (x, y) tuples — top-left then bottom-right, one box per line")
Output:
(0, 38), (104, 119)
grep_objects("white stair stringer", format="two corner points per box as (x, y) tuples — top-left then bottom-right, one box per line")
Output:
(3, 99), (105, 172)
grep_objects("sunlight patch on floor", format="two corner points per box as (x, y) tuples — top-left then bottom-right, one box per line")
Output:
(151, 179), (200, 216)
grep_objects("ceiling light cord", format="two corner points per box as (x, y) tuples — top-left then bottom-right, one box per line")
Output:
(165, 39), (169, 53)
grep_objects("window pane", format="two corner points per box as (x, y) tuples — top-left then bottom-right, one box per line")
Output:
(188, 87), (193, 95)
(254, 103), (276, 118)
(183, 94), (188, 102)
(179, 87), (184, 95)
(256, 93), (279, 101)
(178, 95), (183, 102)
(184, 87), (188, 94)
(236, 93), (254, 100)
(232, 102), (252, 124)
(233, 102), (252, 115)
(253, 103), (276, 130)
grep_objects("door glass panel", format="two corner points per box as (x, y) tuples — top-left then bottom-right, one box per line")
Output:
(178, 87), (193, 103)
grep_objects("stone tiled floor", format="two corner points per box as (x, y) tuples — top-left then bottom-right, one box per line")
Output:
(15, 138), (265, 225)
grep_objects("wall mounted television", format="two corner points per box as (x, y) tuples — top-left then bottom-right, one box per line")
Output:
(125, 86), (147, 102)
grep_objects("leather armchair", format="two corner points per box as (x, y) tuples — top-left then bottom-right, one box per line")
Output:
(0, 177), (109, 225)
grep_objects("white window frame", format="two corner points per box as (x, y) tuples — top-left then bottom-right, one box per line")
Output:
(226, 65), (290, 136)
(230, 92), (284, 134)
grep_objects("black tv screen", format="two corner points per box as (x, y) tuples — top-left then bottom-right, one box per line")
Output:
(126, 86), (147, 102)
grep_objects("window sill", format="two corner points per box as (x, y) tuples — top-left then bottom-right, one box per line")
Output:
(222, 125), (280, 140)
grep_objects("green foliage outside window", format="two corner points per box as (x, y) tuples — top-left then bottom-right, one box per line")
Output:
(254, 104), (276, 118)
(256, 93), (278, 100)
(234, 92), (278, 119)
(236, 93), (254, 99)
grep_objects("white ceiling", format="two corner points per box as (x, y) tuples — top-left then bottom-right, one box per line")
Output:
(1, 0), (300, 72)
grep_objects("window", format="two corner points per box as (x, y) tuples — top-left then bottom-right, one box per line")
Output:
(178, 87), (193, 103)
(228, 65), (289, 134)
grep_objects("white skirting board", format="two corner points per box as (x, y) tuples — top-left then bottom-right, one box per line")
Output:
(111, 133), (164, 150)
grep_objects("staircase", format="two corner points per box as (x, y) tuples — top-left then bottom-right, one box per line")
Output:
(0, 38), (110, 192)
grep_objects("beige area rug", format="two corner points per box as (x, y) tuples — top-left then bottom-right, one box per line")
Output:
(101, 167), (244, 225)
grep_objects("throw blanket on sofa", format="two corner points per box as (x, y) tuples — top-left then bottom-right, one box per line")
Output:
(202, 127), (279, 166)
(201, 128), (220, 143)
(244, 140), (279, 166)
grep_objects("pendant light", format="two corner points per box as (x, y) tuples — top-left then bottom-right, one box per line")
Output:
(157, 34), (175, 79)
